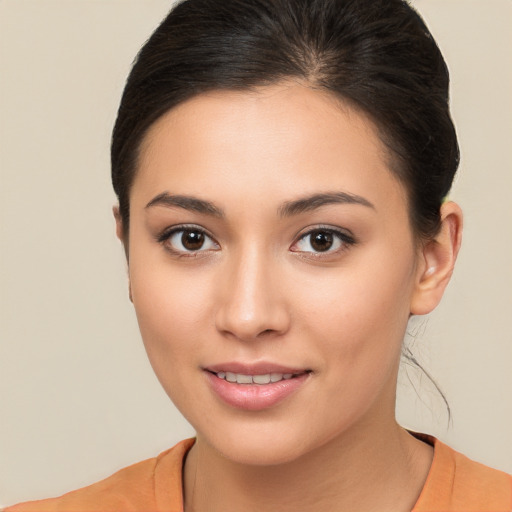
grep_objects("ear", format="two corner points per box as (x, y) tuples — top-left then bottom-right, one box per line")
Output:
(113, 205), (133, 302)
(113, 205), (124, 243)
(410, 201), (463, 315)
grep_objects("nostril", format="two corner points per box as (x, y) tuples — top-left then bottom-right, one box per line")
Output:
(214, 286), (291, 341)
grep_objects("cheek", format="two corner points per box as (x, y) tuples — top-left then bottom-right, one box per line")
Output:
(128, 263), (220, 425)
(128, 260), (212, 373)
(292, 266), (413, 428)
(294, 247), (415, 372)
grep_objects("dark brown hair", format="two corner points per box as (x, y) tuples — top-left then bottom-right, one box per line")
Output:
(111, 0), (458, 241)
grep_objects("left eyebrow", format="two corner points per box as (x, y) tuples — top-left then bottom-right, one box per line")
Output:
(278, 192), (375, 217)
(145, 192), (224, 218)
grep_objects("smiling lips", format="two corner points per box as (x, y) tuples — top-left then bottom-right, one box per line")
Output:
(205, 364), (311, 411)
(216, 371), (295, 384)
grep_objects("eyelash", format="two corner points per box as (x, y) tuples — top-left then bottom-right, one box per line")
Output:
(156, 224), (219, 258)
(291, 226), (356, 257)
(156, 224), (356, 258)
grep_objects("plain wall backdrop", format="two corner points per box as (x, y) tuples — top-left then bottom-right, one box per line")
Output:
(1, 0), (511, 506)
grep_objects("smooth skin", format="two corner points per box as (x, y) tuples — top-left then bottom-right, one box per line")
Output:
(115, 83), (462, 512)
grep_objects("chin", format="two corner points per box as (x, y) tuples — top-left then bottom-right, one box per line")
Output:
(216, 437), (308, 466)
(195, 417), (339, 467)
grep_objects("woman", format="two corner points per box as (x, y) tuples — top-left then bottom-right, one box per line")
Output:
(5, 0), (511, 510)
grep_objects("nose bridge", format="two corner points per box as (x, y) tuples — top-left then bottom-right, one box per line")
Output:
(215, 242), (289, 340)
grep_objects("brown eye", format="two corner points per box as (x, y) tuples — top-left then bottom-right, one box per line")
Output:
(164, 227), (219, 254)
(181, 230), (205, 250)
(310, 231), (334, 252)
(292, 227), (355, 255)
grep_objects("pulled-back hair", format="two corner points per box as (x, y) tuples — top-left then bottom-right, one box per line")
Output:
(112, 0), (459, 241)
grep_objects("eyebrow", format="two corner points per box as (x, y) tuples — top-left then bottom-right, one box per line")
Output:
(145, 190), (374, 218)
(278, 192), (375, 217)
(145, 192), (224, 217)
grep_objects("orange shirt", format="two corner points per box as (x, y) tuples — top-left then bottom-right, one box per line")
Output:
(5, 436), (511, 512)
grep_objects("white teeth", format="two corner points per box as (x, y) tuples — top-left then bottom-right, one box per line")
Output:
(225, 372), (237, 383)
(253, 374), (271, 384)
(236, 374), (253, 384)
(216, 372), (298, 384)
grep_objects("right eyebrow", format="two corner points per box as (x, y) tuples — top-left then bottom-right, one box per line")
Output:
(145, 192), (225, 218)
(278, 191), (375, 217)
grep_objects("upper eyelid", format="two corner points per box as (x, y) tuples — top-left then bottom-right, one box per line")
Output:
(295, 225), (355, 241)
(157, 224), (217, 242)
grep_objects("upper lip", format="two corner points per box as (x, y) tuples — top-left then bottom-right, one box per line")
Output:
(204, 362), (310, 375)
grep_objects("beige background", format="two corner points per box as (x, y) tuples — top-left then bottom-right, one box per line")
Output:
(1, 0), (511, 505)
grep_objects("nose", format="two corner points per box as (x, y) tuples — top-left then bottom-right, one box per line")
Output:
(214, 247), (291, 341)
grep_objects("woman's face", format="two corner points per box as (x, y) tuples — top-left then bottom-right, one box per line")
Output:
(125, 83), (424, 465)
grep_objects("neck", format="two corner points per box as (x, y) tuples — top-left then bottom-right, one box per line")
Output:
(183, 420), (433, 512)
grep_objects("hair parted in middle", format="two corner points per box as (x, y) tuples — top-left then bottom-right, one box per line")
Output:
(112, 0), (459, 241)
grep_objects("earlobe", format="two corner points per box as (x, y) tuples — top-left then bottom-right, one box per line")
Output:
(410, 201), (463, 315)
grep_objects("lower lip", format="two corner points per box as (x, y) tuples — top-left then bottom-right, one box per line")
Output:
(206, 372), (310, 411)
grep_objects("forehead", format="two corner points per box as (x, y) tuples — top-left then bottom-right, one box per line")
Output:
(133, 83), (407, 215)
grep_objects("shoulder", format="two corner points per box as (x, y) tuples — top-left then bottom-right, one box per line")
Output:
(4, 438), (194, 512)
(413, 435), (512, 512)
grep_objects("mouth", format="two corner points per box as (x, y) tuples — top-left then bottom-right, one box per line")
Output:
(204, 364), (312, 410)
(209, 370), (308, 385)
